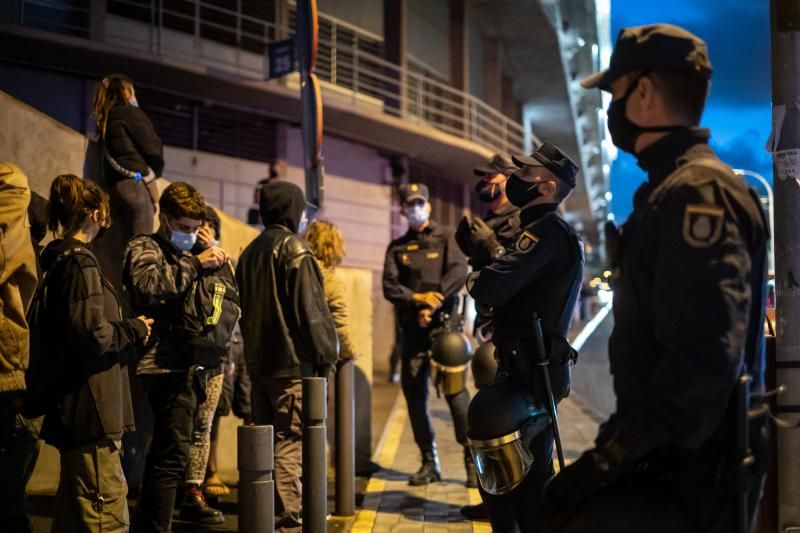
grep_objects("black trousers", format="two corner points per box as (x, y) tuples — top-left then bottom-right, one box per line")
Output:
(399, 320), (470, 454)
(561, 461), (734, 533)
(480, 425), (554, 533)
(0, 396), (39, 533)
(133, 373), (198, 533)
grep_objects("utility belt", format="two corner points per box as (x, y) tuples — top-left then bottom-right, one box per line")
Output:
(495, 336), (573, 403)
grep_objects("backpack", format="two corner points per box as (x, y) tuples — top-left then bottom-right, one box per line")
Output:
(24, 247), (94, 418)
(172, 260), (241, 367)
(148, 234), (241, 367)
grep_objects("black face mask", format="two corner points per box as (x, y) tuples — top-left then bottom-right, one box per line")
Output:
(475, 180), (501, 203)
(506, 175), (543, 208)
(607, 73), (691, 154)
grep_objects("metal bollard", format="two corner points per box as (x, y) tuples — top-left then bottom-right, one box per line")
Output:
(334, 360), (356, 516)
(303, 377), (328, 533)
(238, 425), (274, 533)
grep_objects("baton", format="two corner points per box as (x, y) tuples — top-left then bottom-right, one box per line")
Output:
(532, 314), (565, 471)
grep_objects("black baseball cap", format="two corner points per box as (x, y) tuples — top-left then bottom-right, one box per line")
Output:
(474, 154), (516, 177)
(512, 142), (579, 189)
(581, 24), (712, 91)
(399, 183), (429, 204)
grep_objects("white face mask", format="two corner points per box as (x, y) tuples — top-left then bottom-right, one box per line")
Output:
(129, 96), (139, 108)
(404, 204), (429, 228)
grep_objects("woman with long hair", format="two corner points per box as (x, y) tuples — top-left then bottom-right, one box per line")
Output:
(35, 174), (153, 531)
(304, 221), (380, 476)
(92, 74), (164, 237)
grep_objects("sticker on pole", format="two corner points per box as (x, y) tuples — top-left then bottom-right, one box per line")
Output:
(773, 149), (800, 183)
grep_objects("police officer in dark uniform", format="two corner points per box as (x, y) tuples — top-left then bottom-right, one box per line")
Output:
(382, 183), (472, 486)
(542, 24), (768, 533)
(456, 154), (521, 271)
(466, 142), (584, 532)
(455, 154), (520, 521)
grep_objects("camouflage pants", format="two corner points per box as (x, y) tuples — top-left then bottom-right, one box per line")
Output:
(53, 439), (129, 533)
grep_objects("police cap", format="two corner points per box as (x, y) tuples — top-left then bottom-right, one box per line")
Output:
(474, 154), (516, 177)
(581, 24), (712, 91)
(399, 183), (429, 204)
(512, 142), (579, 189)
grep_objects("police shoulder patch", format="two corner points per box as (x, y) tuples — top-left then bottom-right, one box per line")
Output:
(515, 230), (540, 253)
(682, 203), (724, 248)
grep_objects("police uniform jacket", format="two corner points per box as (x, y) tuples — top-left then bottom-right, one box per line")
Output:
(467, 203), (521, 270)
(603, 128), (768, 467)
(467, 203), (584, 399)
(484, 202), (521, 250)
(382, 220), (468, 323)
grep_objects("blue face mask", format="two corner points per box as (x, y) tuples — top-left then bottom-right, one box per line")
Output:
(404, 205), (429, 228)
(168, 221), (198, 251)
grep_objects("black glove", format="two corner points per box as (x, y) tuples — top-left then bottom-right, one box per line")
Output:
(468, 218), (504, 269)
(455, 216), (475, 257)
(541, 448), (623, 531)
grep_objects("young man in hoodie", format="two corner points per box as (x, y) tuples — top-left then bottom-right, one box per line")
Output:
(236, 181), (338, 532)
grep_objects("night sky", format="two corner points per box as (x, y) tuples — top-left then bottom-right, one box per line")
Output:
(608, 0), (772, 222)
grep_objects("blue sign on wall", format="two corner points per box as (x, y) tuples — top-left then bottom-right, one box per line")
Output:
(266, 39), (296, 80)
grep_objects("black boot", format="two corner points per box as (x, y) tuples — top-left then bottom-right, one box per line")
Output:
(460, 503), (489, 520)
(178, 486), (225, 525)
(464, 447), (478, 488)
(408, 445), (442, 486)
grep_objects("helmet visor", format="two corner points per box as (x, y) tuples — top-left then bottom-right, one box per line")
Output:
(468, 431), (534, 495)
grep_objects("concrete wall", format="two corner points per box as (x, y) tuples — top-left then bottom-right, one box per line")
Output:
(318, 0), (384, 37)
(407, 0), (451, 78)
(0, 89), (377, 491)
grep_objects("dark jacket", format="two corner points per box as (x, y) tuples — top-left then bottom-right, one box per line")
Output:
(467, 203), (584, 400)
(123, 232), (203, 374)
(604, 129), (768, 463)
(103, 105), (164, 182)
(483, 202), (521, 248)
(38, 238), (148, 449)
(236, 182), (338, 379)
(382, 220), (468, 324)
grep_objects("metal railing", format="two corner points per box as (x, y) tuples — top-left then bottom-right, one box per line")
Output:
(16, 0), (527, 155)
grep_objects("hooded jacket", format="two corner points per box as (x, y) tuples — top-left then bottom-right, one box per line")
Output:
(37, 238), (148, 449)
(0, 163), (38, 393)
(236, 181), (338, 379)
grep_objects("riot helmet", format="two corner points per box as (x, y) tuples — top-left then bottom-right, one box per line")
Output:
(430, 330), (473, 396)
(467, 379), (550, 495)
